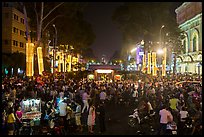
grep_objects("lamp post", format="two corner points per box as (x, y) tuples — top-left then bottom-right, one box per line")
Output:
(53, 24), (57, 80)
(159, 25), (165, 76)
(160, 25), (165, 47)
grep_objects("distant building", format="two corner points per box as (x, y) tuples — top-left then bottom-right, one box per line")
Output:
(101, 54), (107, 64)
(175, 2), (202, 75)
(2, 2), (28, 54)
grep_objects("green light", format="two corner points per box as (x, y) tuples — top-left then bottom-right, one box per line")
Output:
(5, 68), (8, 75)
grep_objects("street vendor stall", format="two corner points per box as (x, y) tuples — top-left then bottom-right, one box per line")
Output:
(21, 99), (42, 126)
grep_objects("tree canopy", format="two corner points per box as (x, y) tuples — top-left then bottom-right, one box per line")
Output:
(112, 2), (183, 53)
(22, 2), (95, 53)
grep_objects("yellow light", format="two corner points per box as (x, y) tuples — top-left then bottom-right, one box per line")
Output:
(142, 54), (146, 73)
(67, 55), (72, 72)
(152, 52), (157, 76)
(37, 47), (44, 75)
(88, 74), (95, 80)
(26, 43), (34, 77)
(147, 53), (151, 74)
(96, 69), (113, 73)
(162, 48), (167, 76)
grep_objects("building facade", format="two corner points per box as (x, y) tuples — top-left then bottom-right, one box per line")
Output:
(2, 3), (27, 54)
(175, 2), (202, 75)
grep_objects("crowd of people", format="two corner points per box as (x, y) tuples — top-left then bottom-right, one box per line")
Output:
(1, 72), (202, 135)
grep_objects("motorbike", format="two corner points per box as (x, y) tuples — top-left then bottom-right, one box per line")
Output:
(128, 108), (156, 130)
(166, 121), (177, 135)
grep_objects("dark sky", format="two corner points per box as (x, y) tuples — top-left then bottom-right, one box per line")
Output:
(83, 2), (182, 61)
(84, 2), (123, 61)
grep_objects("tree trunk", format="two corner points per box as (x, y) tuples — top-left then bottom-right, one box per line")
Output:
(173, 53), (177, 76)
(20, 2), (34, 77)
(21, 2), (31, 43)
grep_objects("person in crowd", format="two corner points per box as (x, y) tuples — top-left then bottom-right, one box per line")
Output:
(2, 109), (7, 135)
(146, 100), (154, 115)
(178, 107), (189, 135)
(157, 104), (173, 135)
(191, 107), (202, 135)
(58, 99), (67, 126)
(96, 101), (106, 133)
(15, 106), (23, 135)
(74, 101), (83, 132)
(169, 94), (179, 112)
(7, 108), (16, 135)
(81, 90), (90, 113)
(99, 88), (106, 103)
(87, 101), (96, 134)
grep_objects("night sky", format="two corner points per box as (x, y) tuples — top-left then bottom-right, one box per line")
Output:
(84, 2), (182, 61)
(84, 2), (123, 61)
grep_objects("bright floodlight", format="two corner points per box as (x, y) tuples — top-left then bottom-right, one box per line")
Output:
(157, 49), (164, 54)
(141, 40), (144, 45)
(131, 48), (137, 53)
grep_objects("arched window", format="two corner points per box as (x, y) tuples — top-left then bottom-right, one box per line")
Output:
(193, 36), (197, 52)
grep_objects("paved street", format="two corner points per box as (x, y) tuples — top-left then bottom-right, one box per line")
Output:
(74, 102), (158, 135)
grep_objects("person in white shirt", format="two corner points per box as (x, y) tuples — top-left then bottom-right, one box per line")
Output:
(58, 100), (67, 126)
(179, 107), (189, 122)
(178, 107), (189, 135)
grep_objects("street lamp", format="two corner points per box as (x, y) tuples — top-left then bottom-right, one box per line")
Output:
(160, 25), (165, 47)
(157, 49), (164, 55)
(52, 24), (57, 80)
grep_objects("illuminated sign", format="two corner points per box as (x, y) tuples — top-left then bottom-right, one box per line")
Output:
(96, 69), (113, 73)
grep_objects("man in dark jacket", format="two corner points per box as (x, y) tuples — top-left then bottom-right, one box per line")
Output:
(96, 101), (106, 133)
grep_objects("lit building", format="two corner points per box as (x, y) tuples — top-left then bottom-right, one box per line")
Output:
(2, 2), (28, 54)
(175, 2), (202, 75)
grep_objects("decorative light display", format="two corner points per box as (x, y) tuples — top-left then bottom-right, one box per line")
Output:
(26, 43), (34, 76)
(152, 52), (157, 76)
(162, 48), (167, 76)
(37, 47), (44, 75)
(147, 53), (151, 74)
(67, 55), (72, 72)
(142, 54), (146, 73)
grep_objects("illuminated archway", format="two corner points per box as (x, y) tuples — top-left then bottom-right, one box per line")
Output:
(191, 29), (199, 52)
(182, 33), (189, 53)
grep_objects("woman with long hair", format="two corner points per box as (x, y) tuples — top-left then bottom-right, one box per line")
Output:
(7, 108), (16, 135)
(87, 101), (96, 134)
